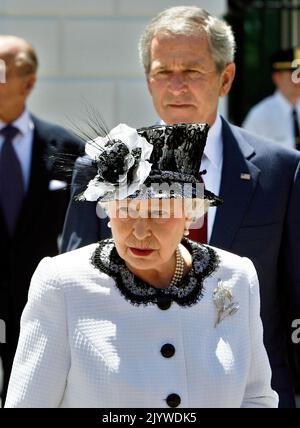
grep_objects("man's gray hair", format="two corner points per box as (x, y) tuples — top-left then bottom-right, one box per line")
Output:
(138, 6), (236, 74)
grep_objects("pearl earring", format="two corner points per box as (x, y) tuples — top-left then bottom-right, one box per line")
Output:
(183, 221), (190, 236)
(107, 221), (111, 228)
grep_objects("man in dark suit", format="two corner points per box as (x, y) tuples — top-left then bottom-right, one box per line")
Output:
(60, 7), (300, 407)
(0, 35), (85, 402)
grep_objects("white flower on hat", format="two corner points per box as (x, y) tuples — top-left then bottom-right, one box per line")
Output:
(83, 123), (153, 201)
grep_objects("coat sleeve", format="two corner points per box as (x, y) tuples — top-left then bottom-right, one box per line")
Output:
(281, 157), (300, 386)
(241, 258), (279, 408)
(59, 155), (105, 253)
(5, 257), (70, 408)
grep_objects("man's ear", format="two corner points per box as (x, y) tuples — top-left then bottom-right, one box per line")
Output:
(219, 63), (236, 97)
(272, 71), (280, 86)
(23, 74), (36, 96)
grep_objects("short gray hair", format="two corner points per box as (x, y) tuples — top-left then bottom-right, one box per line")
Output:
(138, 6), (236, 74)
(97, 198), (208, 222)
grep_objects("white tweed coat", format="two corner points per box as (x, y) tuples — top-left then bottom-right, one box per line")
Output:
(5, 243), (278, 408)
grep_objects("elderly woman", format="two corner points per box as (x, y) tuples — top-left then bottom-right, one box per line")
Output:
(5, 123), (278, 408)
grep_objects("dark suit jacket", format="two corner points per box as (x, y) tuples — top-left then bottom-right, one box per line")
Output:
(0, 115), (85, 398)
(62, 117), (300, 407)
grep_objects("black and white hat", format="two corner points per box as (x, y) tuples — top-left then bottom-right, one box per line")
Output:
(76, 122), (222, 206)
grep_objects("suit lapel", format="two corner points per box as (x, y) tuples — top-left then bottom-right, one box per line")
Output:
(0, 209), (10, 242)
(16, 119), (49, 235)
(210, 118), (260, 250)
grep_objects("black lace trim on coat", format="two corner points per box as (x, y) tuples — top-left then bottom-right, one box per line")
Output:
(91, 238), (220, 307)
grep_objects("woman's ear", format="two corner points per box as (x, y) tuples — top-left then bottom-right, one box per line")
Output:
(184, 216), (193, 236)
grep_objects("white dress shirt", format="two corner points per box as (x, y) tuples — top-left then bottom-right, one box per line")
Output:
(158, 115), (223, 242)
(0, 109), (34, 191)
(201, 115), (223, 241)
(242, 91), (300, 150)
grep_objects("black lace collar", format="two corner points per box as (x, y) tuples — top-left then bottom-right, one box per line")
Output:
(91, 238), (220, 308)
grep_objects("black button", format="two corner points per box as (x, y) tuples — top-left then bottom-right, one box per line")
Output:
(161, 343), (175, 358)
(157, 295), (172, 310)
(166, 393), (181, 408)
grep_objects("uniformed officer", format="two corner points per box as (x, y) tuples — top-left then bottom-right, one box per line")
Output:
(243, 47), (300, 150)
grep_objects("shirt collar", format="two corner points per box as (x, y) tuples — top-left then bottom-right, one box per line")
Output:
(0, 108), (34, 136)
(157, 115), (223, 169)
(204, 114), (223, 169)
(274, 90), (300, 114)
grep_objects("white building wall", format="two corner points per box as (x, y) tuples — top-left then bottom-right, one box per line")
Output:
(0, 0), (227, 131)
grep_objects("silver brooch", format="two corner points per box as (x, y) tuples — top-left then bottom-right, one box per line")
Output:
(213, 280), (239, 327)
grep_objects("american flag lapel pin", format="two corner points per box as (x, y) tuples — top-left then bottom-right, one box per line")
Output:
(240, 173), (251, 180)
